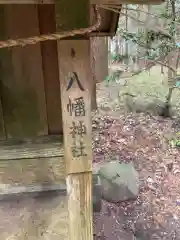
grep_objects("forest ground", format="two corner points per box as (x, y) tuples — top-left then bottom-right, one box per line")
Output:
(93, 65), (180, 239)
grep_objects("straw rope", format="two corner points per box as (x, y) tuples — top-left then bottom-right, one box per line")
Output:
(0, 5), (101, 49)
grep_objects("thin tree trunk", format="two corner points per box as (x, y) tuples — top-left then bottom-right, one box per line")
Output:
(168, 0), (176, 82)
(162, 0), (176, 117)
(125, 5), (128, 69)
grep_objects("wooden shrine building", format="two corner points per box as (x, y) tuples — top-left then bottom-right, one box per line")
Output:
(0, 0), (163, 240)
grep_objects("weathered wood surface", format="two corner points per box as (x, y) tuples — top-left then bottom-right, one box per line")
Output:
(38, 4), (63, 134)
(67, 173), (92, 240)
(0, 0), (53, 3)
(0, 184), (66, 198)
(0, 0), (164, 4)
(56, 0), (89, 32)
(58, 40), (93, 240)
(90, 37), (108, 84)
(90, 5), (120, 37)
(58, 40), (92, 174)
(0, 5), (48, 138)
(0, 136), (66, 186)
(0, 6), (8, 140)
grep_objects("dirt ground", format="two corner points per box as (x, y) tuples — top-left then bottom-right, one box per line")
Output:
(93, 81), (180, 239)
(0, 192), (68, 240)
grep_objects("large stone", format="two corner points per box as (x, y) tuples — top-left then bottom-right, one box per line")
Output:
(98, 161), (139, 203)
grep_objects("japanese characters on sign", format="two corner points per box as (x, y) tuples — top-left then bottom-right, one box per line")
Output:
(67, 97), (85, 117)
(66, 72), (87, 158)
(66, 72), (84, 92)
(70, 122), (87, 157)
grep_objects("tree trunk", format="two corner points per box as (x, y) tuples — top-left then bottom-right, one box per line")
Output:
(161, 0), (176, 117)
(125, 5), (128, 69)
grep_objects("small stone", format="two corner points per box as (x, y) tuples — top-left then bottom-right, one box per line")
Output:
(176, 199), (180, 206)
(98, 161), (139, 203)
(147, 176), (154, 184)
(166, 162), (173, 172)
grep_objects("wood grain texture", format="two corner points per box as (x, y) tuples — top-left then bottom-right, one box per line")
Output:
(0, 0), (164, 4)
(90, 37), (108, 84)
(0, 137), (68, 240)
(0, 157), (65, 185)
(58, 40), (92, 174)
(0, 136), (66, 185)
(0, 0), (54, 3)
(0, 5), (9, 140)
(0, 184), (66, 197)
(38, 4), (63, 135)
(67, 173), (93, 240)
(55, 0), (89, 32)
(1, 5), (48, 138)
(58, 39), (93, 240)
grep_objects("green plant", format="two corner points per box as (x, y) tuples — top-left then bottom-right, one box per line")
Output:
(169, 132), (180, 148)
(104, 74), (117, 83)
(104, 71), (123, 83)
(111, 53), (129, 63)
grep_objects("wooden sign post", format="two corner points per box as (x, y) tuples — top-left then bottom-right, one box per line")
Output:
(58, 40), (93, 240)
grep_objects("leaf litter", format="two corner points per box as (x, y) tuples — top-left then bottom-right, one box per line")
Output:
(92, 109), (180, 239)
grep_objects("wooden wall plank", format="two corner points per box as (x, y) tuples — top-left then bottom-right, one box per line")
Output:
(0, 136), (65, 185)
(0, 6), (9, 140)
(0, 157), (65, 185)
(0, 0), (54, 3)
(56, 0), (89, 31)
(38, 4), (63, 135)
(1, 5), (48, 138)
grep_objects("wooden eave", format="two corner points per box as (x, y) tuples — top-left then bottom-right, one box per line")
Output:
(0, 0), (162, 37)
(0, 0), (164, 4)
(0, 0), (52, 3)
(90, 5), (121, 37)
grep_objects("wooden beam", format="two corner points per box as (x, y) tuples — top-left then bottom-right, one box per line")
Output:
(58, 40), (93, 240)
(0, 0), (164, 4)
(0, 183), (66, 198)
(0, 0), (54, 3)
(0, 135), (66, 186)
(56, 0), (93, 238)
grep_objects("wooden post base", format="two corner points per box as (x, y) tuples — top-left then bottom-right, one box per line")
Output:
(67, 172), (92, 240)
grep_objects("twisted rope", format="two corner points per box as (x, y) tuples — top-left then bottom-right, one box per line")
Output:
(0, 5), (101, 49)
